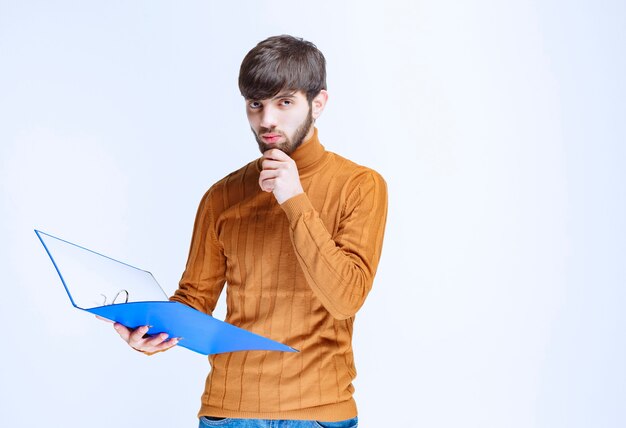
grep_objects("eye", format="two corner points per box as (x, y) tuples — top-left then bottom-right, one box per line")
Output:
(280, 99), (292, 106)
(248, 101), (262, 109)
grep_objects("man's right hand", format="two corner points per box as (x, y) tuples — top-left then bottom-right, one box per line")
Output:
(113, 323), (180, 355)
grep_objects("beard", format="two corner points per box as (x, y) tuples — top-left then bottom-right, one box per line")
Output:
(253, 106), (314, 155)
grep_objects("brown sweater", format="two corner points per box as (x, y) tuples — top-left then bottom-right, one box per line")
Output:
(171, 128), (388, 421)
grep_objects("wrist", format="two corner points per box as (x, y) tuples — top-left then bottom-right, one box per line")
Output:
(276, 189), (303, 205)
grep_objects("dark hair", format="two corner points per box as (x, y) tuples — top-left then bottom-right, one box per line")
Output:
(238, 35), (327, 102)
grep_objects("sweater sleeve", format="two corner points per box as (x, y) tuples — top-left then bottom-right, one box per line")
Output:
(280, 171), (388, 320)
(170, 188), (226, 316)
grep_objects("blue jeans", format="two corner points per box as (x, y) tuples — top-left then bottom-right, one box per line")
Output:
(198, 416), (358, 428)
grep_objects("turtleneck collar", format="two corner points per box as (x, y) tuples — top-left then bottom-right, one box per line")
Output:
(256, 127), (328, 177)
(290, 127), (326, 175)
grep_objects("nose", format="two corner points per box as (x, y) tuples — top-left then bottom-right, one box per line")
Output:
(260, 106), (277, 130)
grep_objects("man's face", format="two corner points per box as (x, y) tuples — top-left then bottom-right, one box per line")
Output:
(246, 90), (314, 155)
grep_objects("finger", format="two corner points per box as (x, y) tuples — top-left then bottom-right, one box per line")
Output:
(128, 325), (151, 347)
(259, 171), (278, 191)
(142, 332), (170, 348)
(113, 323), (132, 342)
(263, 149), (290, 161)
(259, 169), (280, 180)
(140, 336), (180, 355)
(259, 178), (276, 192)
(261, 159), (282, 170)
(151, 337), (181, 353)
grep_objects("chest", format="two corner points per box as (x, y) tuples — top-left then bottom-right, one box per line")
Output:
(214, 189), (342, 286)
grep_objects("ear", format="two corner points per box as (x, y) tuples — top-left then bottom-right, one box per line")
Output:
(311, 90), (328, 120)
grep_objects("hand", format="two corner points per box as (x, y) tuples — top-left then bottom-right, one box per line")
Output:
(113, 323), (180, 355)
(259, 149), (304, 204)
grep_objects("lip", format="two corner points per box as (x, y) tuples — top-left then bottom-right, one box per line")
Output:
(261, 134), (282, 143)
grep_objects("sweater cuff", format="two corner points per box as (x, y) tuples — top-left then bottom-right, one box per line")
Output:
(280, 193), (314, 226)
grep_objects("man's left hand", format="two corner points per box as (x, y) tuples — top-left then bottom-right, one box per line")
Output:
(259, 149), (304, 204)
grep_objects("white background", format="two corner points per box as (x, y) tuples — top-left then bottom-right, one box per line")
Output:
(1, 1), (624, 427)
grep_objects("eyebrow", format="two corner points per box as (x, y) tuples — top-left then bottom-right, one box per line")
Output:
(246, 91), (297, 103)
(271, 91), (296, 100)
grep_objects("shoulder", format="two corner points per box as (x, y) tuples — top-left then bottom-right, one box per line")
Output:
(321, 152), (387, 219)
(197, 159), (260, 209)
(327, 151), (387, 191)
(212, 159), (260, 190)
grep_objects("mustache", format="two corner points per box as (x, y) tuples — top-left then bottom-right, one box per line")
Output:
(259, 127), (283, 135)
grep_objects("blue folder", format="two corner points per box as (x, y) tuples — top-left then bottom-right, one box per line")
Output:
(35, 230), (296, 355)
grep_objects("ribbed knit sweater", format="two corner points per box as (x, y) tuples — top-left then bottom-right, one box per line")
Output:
(171, 128), (387, 421)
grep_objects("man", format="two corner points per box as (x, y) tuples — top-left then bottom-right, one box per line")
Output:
(113, 35), (387, 428)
